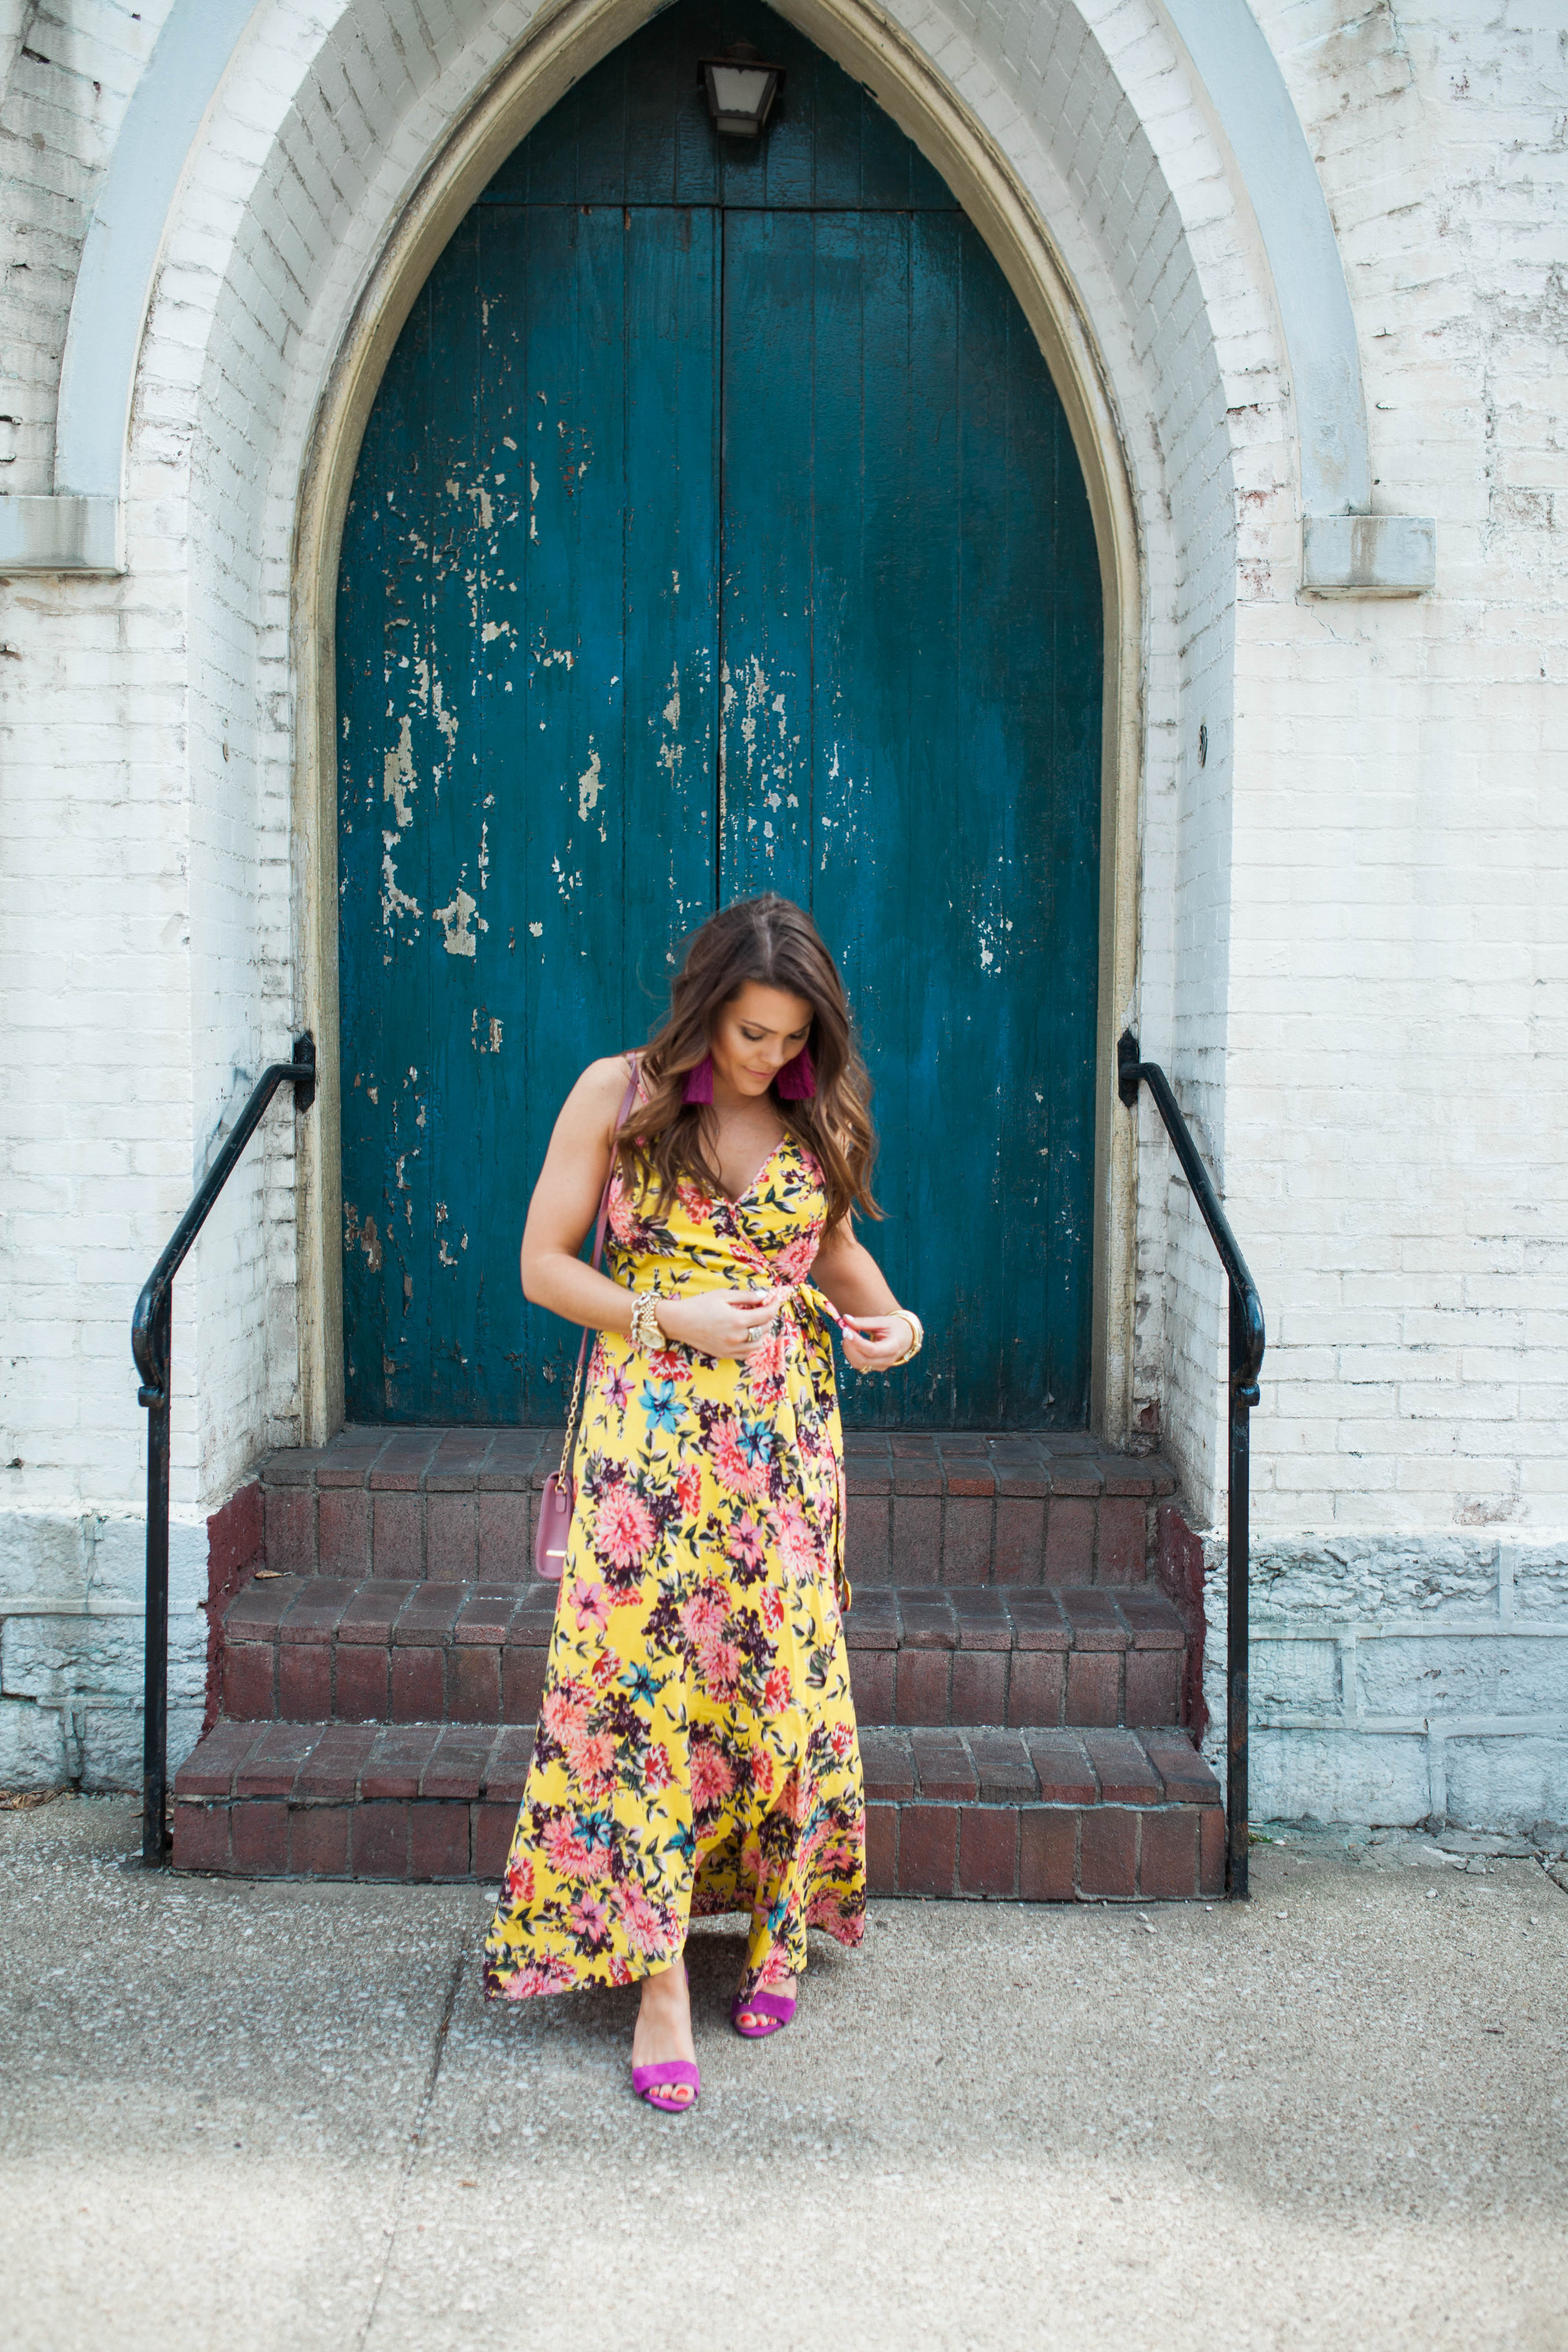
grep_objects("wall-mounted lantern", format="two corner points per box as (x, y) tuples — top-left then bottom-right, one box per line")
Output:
(697, 42), (785, 138)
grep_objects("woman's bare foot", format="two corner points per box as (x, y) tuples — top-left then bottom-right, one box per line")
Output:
(734, 1963), (796, 2034)
(632, 1959), (697, 2105)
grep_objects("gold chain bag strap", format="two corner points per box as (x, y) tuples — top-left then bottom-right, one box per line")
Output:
(533, 1062), (641, 1581)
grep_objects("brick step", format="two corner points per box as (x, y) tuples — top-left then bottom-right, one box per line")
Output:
(218, 1576), (1194, 1730)
(257, 1426), (1179, 1589)
(170, 1719), (1222, 1901)
(862, 1726), (1224, 1901)
(850, 1585), (1191, 1729)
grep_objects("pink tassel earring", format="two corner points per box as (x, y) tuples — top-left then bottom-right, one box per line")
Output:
(775, 1045), (816, 1101)
(683, 1055), (714, 1104)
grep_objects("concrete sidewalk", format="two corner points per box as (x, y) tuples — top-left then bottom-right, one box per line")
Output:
(2, 1796), (1565, 2352)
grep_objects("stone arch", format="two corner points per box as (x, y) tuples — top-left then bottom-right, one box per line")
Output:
(46, 0), (1370, 523)
(112, 0), (1291, 1485)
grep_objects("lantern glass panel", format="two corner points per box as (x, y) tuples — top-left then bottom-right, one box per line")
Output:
(698, 54), (783, 136)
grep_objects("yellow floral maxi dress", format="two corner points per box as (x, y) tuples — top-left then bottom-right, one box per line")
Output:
(482, 1127), (865, 2003)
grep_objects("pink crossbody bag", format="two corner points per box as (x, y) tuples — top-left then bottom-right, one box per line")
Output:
(534, 1062), (641, 1581)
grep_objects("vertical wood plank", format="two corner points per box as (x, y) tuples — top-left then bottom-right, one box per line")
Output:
(336, 244), (429, 1417)
(719, 208), (817, 906)
(620, 205), (723, 1046)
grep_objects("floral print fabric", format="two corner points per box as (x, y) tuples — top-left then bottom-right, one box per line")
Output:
(483, 1120), (866, 2003)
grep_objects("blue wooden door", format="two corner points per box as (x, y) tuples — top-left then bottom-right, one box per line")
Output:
(336, 0), (1101, 1430)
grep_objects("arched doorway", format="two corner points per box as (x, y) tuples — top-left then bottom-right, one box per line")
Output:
(335, 0), (1103, 1430)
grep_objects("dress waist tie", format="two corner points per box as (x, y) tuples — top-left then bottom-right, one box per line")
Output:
(775, 1282), (852, 1616)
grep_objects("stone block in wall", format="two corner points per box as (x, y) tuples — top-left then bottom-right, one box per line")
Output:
(0, 1696), (66, 1785)
(1251, 1536), (1500, 1622)
(1360, 1636), (1568, 1719)
(1443, 1738), (1568, 1839)
(1250, 1728), (1431, 1827)
(1251, 1636), (1340, 1714)
(0, 1513), (92, 1605)
(90, 1511), (208, 1612)
(0, 1561), (207, 1789)
(1496, 1643), (1568, 1713)
(1357, 1636), (1492, 1717)
(79, 1705), (145, 1793)
(2, 1615), (144, 1704)
(63, 1692), (203, 1792)
(168, 1703), (205, 1782)
(1515, 1545), (1568, 1617)
(85, 1513), (156, 1605)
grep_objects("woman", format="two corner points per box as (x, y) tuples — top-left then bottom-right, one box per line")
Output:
(482, 894), (922, 2112)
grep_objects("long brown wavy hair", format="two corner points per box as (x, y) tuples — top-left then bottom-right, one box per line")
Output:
(618, 894), (880, 1228)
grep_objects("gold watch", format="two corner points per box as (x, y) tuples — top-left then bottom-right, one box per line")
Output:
(629, 1291), (666, 1352)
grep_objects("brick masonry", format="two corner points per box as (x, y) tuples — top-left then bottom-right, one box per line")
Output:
(210, 1570), (1193, 1730)
(254, 1426), (1178, 1588)
(1, 1435), (1197, 1790)
(860, 1723), (1225, 1901)
(1, 0), (1564, 1839)
(171, 1718), (1224, 1896)
(172, 1719), (537, 1884)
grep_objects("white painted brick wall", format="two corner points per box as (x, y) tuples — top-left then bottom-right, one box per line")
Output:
(1223, 0), (1568, 1543)
(0, 1), (168, 490)
(0, 0), (1563, 1826)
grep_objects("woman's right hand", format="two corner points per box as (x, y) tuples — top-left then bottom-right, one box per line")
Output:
(655, 1289), (782, 1360)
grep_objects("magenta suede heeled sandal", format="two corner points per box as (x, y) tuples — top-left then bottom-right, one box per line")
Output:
(632, 1961), (700, 2114)
(631, 2059), (702, 2114)
(730, 1981), (797, 2039)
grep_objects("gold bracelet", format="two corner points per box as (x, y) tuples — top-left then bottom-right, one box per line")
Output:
(629, 1291), (665, 1352)
(885, 1309), (923, 1368)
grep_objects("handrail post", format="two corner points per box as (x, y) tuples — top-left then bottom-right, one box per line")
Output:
(1226, 1283), (1252, 1900)
(131, 1034), (315, 1869)
(141, 1289), (172, 1866)
(1117, 1030), (1263, 1903)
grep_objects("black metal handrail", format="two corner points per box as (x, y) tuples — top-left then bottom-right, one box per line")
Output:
(1118, 1030), (1265, 1899)
(131, 1035), (316, 1866)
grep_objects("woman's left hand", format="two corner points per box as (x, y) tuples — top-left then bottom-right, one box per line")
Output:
(839, 1311), (915, 1374)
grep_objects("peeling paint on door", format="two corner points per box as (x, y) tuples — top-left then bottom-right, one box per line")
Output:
(380, 841), (422, 926)
(343, 1203), (382, 1271)
(577, 743), (602, 823)
(433, 887), (482, 957)
(383, 716), (415, 826)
